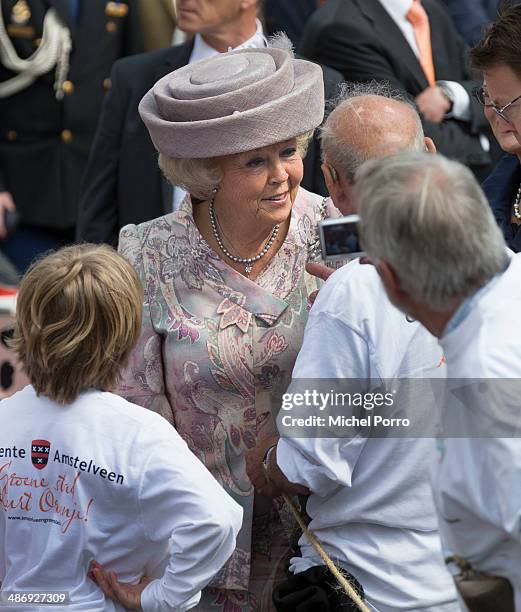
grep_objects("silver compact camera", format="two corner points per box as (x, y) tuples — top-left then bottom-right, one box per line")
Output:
(318, 214), (365, 262)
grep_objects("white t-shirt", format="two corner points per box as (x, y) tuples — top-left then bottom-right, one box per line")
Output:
(276, 260), (459, 611)
(0, 386), (242, 611)
(436, 254), (521, 609)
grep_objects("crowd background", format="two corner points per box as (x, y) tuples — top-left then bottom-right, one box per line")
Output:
(0, 0), (517, 279)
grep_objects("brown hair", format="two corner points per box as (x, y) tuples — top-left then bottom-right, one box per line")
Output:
(470, 3), (521, 78)
(11, 244), (143, 405)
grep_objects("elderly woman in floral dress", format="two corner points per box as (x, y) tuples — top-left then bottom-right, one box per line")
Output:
(114, 46), (329, 611)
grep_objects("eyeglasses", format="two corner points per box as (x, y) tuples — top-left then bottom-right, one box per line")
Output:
(473, 86), (521, 125)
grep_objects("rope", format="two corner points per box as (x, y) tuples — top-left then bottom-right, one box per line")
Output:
(263, 461), (370, 612)
(0, 1), (71, 98)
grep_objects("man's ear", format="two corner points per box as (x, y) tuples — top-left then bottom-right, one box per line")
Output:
(240, 0), (258, 10)
(322, 162), (345, 205)
(322, 162), (337, 187)
(424, 137), (437, 154)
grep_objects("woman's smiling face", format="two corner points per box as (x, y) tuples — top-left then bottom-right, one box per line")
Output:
(214, 138), (304, 229)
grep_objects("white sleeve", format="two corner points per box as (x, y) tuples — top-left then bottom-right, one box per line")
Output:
(276, 311), (371, 497)
(291, 311), (372, 379)
(437, 80), (471, 121)
(463, 438), (521, 543)
(138, 427), (243, 612)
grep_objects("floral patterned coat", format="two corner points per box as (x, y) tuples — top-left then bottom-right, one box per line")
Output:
(117, 187), (326, 593)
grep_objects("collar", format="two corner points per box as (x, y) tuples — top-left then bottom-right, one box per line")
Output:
(442, 258), (511, 337)
(190, 18), (267, 63)
(378, 0), (414, 21)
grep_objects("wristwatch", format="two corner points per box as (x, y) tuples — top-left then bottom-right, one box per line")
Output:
(436, 81), (455, 113)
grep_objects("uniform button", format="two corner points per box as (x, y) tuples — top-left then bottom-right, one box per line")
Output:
(61, 129), (73, 144)
(106, 21), (117, 33)
(62, 80), (74, 95)
(7, 131), (17, 141)
(103, 78), (112, 90)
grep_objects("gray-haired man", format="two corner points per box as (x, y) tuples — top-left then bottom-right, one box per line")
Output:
(356, 152), (521, 607)
(248, 86), (460, 611)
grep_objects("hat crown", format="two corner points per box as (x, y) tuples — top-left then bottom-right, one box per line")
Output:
(138, 47), (325, 158)
(177, 52), (276, 101)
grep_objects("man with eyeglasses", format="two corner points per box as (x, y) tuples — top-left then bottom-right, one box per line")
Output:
(471, 4), (521, 252)
(246, 84), (461, 612)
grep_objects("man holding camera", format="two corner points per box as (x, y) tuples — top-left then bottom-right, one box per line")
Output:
(246, 84), (459, 611)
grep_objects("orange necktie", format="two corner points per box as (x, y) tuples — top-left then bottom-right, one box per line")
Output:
(406, 0), (436, 86)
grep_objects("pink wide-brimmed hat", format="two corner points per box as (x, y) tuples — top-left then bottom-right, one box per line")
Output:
(138, 47), (325, 158)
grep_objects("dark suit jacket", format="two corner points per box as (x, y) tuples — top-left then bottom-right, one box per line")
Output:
(482, 154), (521, 252)
(299, 0), (492, 170)
(440, 0), (505, 46)
(77, 43), (343, 246)
(264, 0), (317, 49)
(0, 0), (142, 229)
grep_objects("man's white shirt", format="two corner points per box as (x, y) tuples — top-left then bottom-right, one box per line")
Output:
(276, 258), (459, 611)
(436, 253), (521, 610)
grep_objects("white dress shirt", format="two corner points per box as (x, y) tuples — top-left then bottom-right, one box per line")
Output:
(436, 254), (521, 610)
(172, 20), (267, 212)
(276, 259), (460, 612)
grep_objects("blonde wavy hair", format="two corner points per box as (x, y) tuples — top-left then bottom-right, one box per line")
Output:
(11, 244), (143, 405)
(158, 131), (314, 200)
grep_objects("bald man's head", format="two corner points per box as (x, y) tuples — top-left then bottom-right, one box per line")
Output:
(319, 86), (428, 215)
(321, 93), (425, 183)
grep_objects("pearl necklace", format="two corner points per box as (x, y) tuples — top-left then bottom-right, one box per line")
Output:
(209, 199), (279, 275)
(513, 184), (521, 220)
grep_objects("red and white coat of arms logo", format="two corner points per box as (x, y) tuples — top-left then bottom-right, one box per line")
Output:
(31, 439), (51, 470)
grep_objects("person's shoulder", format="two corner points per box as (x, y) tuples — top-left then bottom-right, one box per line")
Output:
(89, 392), (175, 437)
(304, 0), (351, 29)
(112, 42), (192, 80)
(483, 154), (521, 191)
(482, 254), (521, 310)
(312, 260), (393, 322)
(294, 187), (327, 217)
(0, 385), (36, 414)
(319, 259), (383, 303)
(72, 393), (187, 462)
(120, 211), (181, 244)
(444, 257), (521, 376)
(480, 261), (521, 373)
(446, 313), (521, 378)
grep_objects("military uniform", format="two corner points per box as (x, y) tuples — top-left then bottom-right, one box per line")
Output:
(0, 0), (142, 268)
